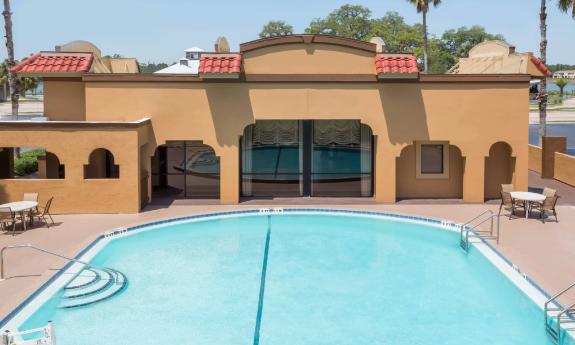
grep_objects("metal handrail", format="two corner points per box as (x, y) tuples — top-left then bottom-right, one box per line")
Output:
(545, 280), (575, 338)
(0, 244), (91, 280)
(556, 301), (575, 344)
(461, 210), (494, 228)
(460, 212), (501, 252)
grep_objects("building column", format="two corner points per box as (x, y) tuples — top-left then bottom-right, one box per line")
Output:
(374, 136), (396, 203)
(219, 146), (240, 204)
(463, 154), (485, 203)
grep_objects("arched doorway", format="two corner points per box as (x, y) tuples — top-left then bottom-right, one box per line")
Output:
(396, 142), (464, 200)
(240, 120), (373, 198)
(484, 142), (515, 200)
(151, 141), (220, 199)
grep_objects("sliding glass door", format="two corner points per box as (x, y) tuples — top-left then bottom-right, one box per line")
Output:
(241, 120), (373, 198)
(311, 120), (373, 197)
(241, 121), (304, 197)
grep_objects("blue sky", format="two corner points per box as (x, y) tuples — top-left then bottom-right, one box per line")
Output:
(2, 0), (574, 64)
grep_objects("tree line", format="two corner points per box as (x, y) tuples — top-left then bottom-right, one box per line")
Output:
(259, 5), (504, 74)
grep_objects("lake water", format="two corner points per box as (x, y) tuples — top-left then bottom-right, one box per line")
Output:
(529, 123), (575, 155)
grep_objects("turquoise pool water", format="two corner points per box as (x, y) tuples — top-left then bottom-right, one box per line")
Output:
(18, 214), (553, 344)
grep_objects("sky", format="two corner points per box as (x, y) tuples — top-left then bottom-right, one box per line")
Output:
(2, 0), (574, 65)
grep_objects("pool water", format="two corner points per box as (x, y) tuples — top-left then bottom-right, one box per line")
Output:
(19, 214), (554, 344)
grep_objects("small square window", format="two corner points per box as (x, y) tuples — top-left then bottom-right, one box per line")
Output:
(420, 144), (444, 174)
(416, 141), (449, 179)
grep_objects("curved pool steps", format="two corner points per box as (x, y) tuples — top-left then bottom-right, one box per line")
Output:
(60, 268), (127, 309)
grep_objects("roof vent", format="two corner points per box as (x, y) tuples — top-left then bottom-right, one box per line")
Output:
(180, 58), (188, 66)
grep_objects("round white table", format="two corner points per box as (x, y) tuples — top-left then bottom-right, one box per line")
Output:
(0, 201), (38, 230)
(510, 192), (546, 218)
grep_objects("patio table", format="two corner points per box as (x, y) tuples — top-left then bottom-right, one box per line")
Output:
(510, 192), (546, 219)
(0, 201), (38, 230)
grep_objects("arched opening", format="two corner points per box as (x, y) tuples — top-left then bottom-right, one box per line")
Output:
(240, 120), (373, 198)
(151, 141), (220, 199)
(39, 152), (65, 179)
(0, 148), (65, 179)
(484, 142), (515, 200)
(396, 142), (464, 200)
(84, 148), (119, 179)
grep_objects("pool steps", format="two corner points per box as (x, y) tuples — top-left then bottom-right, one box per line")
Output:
(60, 268), (127, 308)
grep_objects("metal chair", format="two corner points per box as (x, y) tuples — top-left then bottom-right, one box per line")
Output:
(531, 195), (559, 223)
(0, 207), (17, 234)
(501, 184), (514, 193)
(499, 191), (524, 219)
(32, 197), (55, 228)
(23, 193), (39, 202)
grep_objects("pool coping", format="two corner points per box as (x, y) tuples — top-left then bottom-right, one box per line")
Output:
(0, 207), (558, 335)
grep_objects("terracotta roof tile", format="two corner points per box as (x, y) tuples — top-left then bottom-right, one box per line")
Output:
(11, 53), (93, 74)
(198, 54), (242, 74)
(375, 54), (419, 75)
(530, 55), (552, 77)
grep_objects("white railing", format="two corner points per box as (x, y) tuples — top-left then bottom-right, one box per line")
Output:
(2, 322), (56, 345)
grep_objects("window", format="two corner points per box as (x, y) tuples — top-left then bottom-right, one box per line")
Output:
(416, 141), (449, 179)
(84, 149), (119, 179)
(0, 147), (65, 179)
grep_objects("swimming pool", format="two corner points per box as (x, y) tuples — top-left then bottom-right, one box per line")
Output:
(0, 211), (569, 344)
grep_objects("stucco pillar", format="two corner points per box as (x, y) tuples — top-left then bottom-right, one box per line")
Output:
(513, 144), (529, 192)
(219, 146), (240, 204)
(374, 136), (396, 203)
(463, 154), (485, 203)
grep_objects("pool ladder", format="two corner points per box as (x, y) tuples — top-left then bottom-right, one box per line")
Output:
(545, 281), (575, 344)
(459, 210), (501, 253)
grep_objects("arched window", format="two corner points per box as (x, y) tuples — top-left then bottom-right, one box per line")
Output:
(41, 152), (65, 179)
(84, 148), (119, 179)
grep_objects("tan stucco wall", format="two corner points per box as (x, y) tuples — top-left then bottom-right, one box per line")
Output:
(553, 152), (575, 187)
(0, 127), (143, 213)
(43, 79), (86, 121)
(82, 80), (528, 204)
(396, 145), (464, 199)
(529, 144), (542, 173)
(242, 43), (375, 74)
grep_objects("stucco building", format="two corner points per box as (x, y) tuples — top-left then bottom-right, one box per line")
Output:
(0, 35), (549, 213)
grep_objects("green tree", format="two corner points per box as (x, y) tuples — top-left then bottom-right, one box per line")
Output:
(441, 26), (505, 59)
(407, 0), (441, 73)
(553, 78), (569, 99)
(259, 20), (293, 38)
(138, 62), (170, 73)
(369, 12), (422, 53)
(558, 0), (575, 17)
(305, 4), (372, 40)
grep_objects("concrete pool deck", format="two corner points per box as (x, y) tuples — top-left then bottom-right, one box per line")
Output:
(1, 201), (575, 322)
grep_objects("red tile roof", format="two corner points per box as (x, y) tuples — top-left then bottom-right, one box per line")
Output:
(198, 54), (242, 74)
(11, 53), (93, 74)
(530, 55), (552, 77)
(375, 54), (419, 75)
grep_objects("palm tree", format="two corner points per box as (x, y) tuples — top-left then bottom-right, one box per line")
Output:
(2, 0), (18, 117)
(538, 0), (548, 141)
(407, 0), (441, 73)
(554, 78), (569, 99)
(558, 0), (575, 17)
(539, 0), (575, 142)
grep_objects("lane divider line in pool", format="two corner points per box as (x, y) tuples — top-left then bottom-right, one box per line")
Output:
(253, 215), (272, 345)
(0, 208), (557, 333)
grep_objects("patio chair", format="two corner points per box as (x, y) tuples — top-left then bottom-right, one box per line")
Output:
(0, 207), (17, 234)
(499, 191), (524, 219)
(23, 193), (38, 202)
(542, 187), (556, 197)
(531, 195), (559, 223)
(501, 184), (514, 193)
(31, 197), (54, 228)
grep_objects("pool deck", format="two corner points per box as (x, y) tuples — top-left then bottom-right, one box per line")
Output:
(2, 184), (575, 322)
